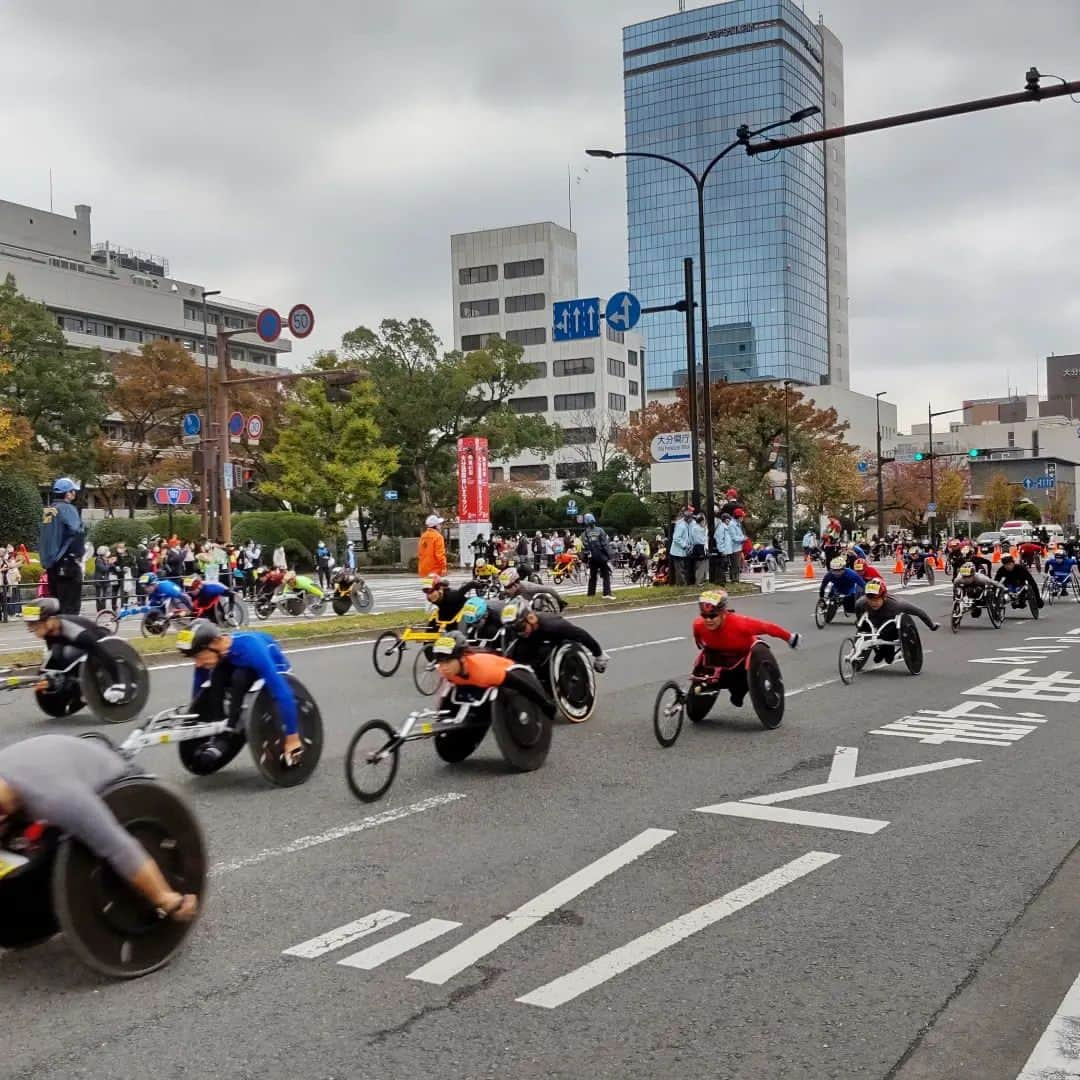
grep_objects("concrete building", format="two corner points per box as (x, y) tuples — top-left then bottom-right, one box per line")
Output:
(0, 198), (291, 373)
(622, 0), (847, 393)
(1041, 353), (1080, 419)
(450, 222), (644, 495)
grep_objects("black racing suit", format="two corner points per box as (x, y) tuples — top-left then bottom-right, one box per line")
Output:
(995, 563), (1042, 607)
(42, 615), (121, 683)
(853, 595), (936, 664)
(506, 614), (603, 691)
(508, 579), (567, 612)
(429, 582), (484, 626)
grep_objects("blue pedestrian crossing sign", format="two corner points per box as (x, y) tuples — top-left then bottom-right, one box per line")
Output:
(565, 499), (578, 515)
(553, 298), (601, 342)
(605, 291), (641, 332)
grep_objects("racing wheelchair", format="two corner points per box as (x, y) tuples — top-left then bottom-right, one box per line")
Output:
(345, 681), (553, 802)
(0, 636), (149, 724)
(372, 611), (465, 696)
(1041, 572), (1080, 606)
(838, 613), (923, 684)
(951, 582), (1006, 632)
(652, 640), (784, 748)
(115, 672), (323, 787)
(1004, 581), (1041, 620)
(0, 769), (205, 978)
(901, 552), (936, 586)
(814, 582), (859, 629)
(330, 567), (374, 615)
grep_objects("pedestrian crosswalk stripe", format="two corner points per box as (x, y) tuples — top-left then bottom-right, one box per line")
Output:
(282, 910), (409, 959)
(337, 918), (462, 970)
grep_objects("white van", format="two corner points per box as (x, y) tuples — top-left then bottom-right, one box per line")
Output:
(1000, 520), (1034, 544)
(1043, 523), (1065, 545)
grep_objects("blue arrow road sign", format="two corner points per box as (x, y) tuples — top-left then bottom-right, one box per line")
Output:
(384, 490), (399, 501)
(1023, 477), (1055, 490)
(182, 412), (201, 437)
(553, 298), (600, 342)
(857, 461), (869, 473)
(605, 291), (641, 332)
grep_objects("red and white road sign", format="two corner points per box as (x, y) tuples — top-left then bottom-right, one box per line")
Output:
(246, 414), (264, 443)
(288, 303), (315, 338)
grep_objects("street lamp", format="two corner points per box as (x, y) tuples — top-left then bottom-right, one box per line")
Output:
(783, 380), (795, 560)
(588, 104), (821, 565)
(875, 391), (887, 539)
(200, 289), (221, 536)
(927, 403), (965, 543)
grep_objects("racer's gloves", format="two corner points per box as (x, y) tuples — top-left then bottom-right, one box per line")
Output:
(593, 652), (610, 674)
(930, 622), (941, 632)
(789, 632), (801, 649)
(103, 683), (128, 704)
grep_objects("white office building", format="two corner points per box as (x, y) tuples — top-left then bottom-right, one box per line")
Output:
(0, 198), (291, 373)
(450, 222), (644, 496)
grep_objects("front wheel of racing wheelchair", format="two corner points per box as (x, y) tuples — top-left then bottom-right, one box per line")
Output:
(546, 641), (597, 724)
(814, 594), (839, 629)
(0, 774), (206, 979)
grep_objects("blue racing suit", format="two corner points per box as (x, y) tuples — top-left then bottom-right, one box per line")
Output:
(151, 578), (193, 612)
(192, 631), (298, 735)
(820, 567), (865, 614)
(1047, 555), (1077, 585)
(191, 580), (228, 615)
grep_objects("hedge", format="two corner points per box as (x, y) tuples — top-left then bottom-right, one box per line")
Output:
(282, 539), (315, 572)
(87, 518), (154, 549)
(141, 513), (202, 542)
(0, 473), (44, 548)
(231, 512), (333, 561)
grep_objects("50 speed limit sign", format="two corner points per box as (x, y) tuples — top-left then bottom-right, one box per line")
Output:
(288, 303), (315, 338)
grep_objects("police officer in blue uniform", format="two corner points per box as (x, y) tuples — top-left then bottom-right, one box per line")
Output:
(39, 478), (86, 615)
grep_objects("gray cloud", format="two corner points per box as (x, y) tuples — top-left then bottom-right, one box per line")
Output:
(1, 0), (1078, 429)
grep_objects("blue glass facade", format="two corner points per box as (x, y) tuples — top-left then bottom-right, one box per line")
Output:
(623, 0), (830, 391)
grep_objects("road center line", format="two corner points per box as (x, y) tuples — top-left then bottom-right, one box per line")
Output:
(609, 636), (685, 652)
(209, 792), (466, 876)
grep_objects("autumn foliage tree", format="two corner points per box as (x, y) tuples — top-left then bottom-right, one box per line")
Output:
(982, 472), (1016, 527)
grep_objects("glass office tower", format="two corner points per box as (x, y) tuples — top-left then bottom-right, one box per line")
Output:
(623, 0), (847, 393)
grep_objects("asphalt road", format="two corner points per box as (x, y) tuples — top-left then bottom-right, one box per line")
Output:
(4, 572), (1080, 1079)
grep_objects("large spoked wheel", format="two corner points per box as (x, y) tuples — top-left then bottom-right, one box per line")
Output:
(372, 631), (404, 677)
(899, 614), (923, 675)
(987, 590), (1005, 629)
(838, 636), (858, 685)
(141, 609), (169, 638)
(492, 687), (552, 771)
(80, 638), (150, 724)
(1044, 580), (1057, 606)
(901, 566), (913, 587)
(345, 719), (400, 802)
(434, 707), (491, 763)
(412, 649), (442, 697)
(254, 596), (274, 620)
(652, 680), (685, 748)
(53, 777), (206, 978)
(531, 592), (561, 614)
(221, 595), (248, 628)
(244, 675), (323, 787)
(951, 599), (963, 632)
(925, 563), (936, 585)
(95, 610), (120, 635)
(351, 583), (374, 613)
(748, 642), (784, 729)
(550, 642), (596, 724)
(814, 599), (828, 630)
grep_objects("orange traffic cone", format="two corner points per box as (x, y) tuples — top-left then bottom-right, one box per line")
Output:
(992, 544), (1001, 563)
(1010, 546), (1019, 560)
(936, 555), (946, 571)
(803, 560), (815, 579)
(893, 555), (904, 574)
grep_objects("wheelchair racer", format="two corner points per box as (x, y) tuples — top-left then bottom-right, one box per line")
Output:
(459, 596), (504, 647)
(994, 552), (1043, 608)
(0, 733), (197, 922)
(820, 556), (865, 614)
(954, 560), (1005, 612)
(852, 557), (883, 584)
(422, 574), (483, 627)
(141, 572), (194, 615)
(187, 575), (231, 619)
(1045, 547), (1078, 591)
(853, 579), (938, 664)
(499, 597), (609, 672)
(282, 570), (324, 613)
(499, 566), (566, 612)
(176, 620), (305, 768)
(24, 598), (129, 704)
(691, 590), (798, 709)
(903, 545), (930, 577)
(431, 631), (555, 717)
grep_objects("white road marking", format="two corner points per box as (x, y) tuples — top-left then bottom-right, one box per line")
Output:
(516, 851), (841, 1009)
(827, 746), (859, 783)
(788, 677), (841, 697)
(1016, 966), (1080, 1077)
(609, 636), (685, 653)
(210, 792), (466, 876)
(697, 801), (889, 834)
(407, 827), (675, 986)
(283, 910), (410, 959)
(338, 918), (462, 970)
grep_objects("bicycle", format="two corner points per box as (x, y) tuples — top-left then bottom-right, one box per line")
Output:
(371, 609), (466, 696)
(838, 613), (923, 684)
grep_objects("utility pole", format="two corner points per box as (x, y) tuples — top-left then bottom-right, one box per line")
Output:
(875, 391), (886, 538)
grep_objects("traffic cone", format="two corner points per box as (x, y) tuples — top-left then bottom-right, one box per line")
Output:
(992, 544), (1001, 563)
(936, 555), (946, 571)
(893, 554), (904, 574)
(803, 560), (815, 579)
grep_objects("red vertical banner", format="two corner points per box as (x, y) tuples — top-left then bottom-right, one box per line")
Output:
(457, 436), (490, 523)
(475, 437), (490, 521)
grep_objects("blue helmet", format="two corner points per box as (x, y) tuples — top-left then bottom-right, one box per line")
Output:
(584, 513), (596, 525)
(52, 477), (80, 495)
(460, 596), (488, 626)
(139, 572), (158, 587)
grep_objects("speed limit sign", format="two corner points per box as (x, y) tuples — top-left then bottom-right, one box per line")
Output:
(288, 303), (315, 338)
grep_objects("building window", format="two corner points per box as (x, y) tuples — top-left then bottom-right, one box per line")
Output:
(184, 303), (199, 320)
(562, 426), (597, 445)
(459, 264), (498, 285)
(521, 361), (547, 380)
(556, 461), (596, 480)
(629, 380), (639, 397)
(504, 258), (544, 279)
(509, 395), (548, 414)
(506, 327), (546, 347)
(627, 350), (638, 367)
(836, 343), (843, 357)
(510, 464), (551, 481)
(608, 392), (627, 412)
(460, 298), (499, 318)
(461, 332), (498, 351)
(554, 357), (595, 377)
(606, 325), (625, 344)
(1008, 430), (1015, 448)
(607, 357), (626, 378)
(504, 293), (545, 314)
(119, 327), (143, 342)
(555, 392), (595, 411)
(832, 91), (838, 106)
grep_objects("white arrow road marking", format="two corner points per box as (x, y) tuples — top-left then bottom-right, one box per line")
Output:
(283, 910), (410, 959)
(407, 828), (674, 986)
(698, 802), (889, 835)
(827, 745), (859, 783)
(517, 851), (840, 1009)
(338, 919), (462, 970)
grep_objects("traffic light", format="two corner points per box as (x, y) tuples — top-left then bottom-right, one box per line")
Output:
(968, 448), (990, 459)
(914, 451), (926, 462)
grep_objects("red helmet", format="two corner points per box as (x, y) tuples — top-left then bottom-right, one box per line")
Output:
(733, 508), (746, 518)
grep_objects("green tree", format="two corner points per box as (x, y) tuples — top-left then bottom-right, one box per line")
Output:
(0, 471), (43, 547)
(797, 443), (864, 520)
(982, 472), (1015, 526)
(1010, 499), (1042, 525)
(0, 274), (111, 461)
(601, 492), (651, 532)
(342, 319), (562, 511)
(262, 353), (397, 521)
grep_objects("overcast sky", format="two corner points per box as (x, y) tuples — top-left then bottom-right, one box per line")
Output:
(2, 0), (1078, 431)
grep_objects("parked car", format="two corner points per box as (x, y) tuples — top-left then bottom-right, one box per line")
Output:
(975, 531), (1004, 555)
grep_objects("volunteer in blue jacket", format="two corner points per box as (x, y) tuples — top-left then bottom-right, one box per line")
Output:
(38, 477), (86, 614)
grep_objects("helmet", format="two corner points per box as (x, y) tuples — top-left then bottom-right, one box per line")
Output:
(1001, 552), (1015, 563)
(500, 597), (530, 628)
(23, 598), (61, 623)
(697, 589), (729, 617)
(431, 630), (469, 659)
(498, 567), (520, 589)
(829, 556), (846, 571)
(138, 572), (158, 587)
(176, 619), (223, 654)
(460, 597), (488, 627)
(96, 545), (109, 557)
(283, 570), (297, 583)
(52, 477), (80, 495)
(584, 513), (596, 525)
(422, 574), (450, 594)
(909, 546), (919, 554)
(960, 544), (972, 556)
(853, 559), (866, 572)
(864, 578), (886, 597)
(958, 562), (975, 577)
(189, 575), (203, 590)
